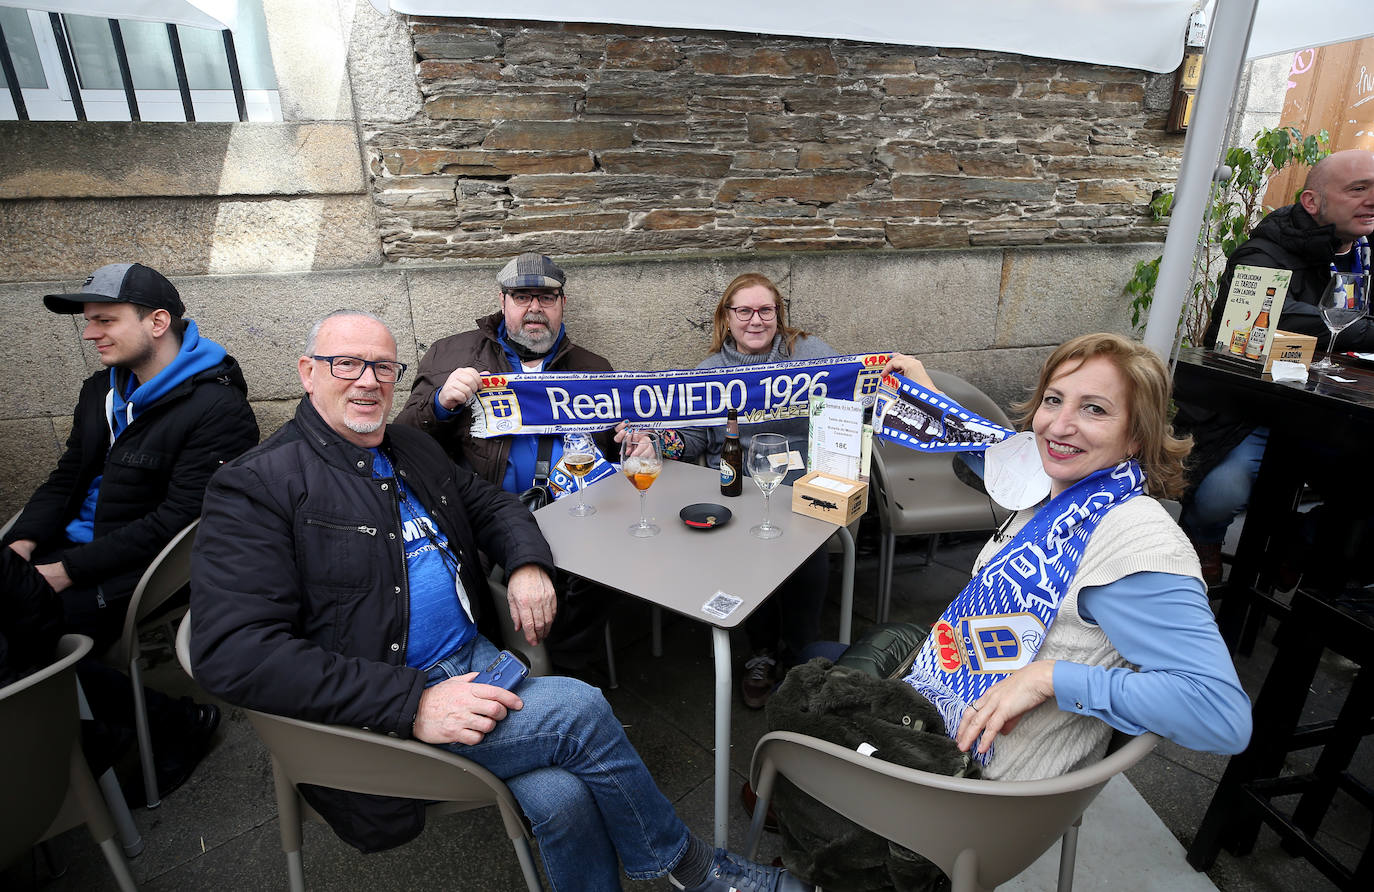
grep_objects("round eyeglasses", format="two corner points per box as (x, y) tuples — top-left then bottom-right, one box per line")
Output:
(727, 305), (777, 322)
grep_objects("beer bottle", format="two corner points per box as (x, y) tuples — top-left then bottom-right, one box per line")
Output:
(1243, 286), (1276, 360)
(720, 408), (743, 497)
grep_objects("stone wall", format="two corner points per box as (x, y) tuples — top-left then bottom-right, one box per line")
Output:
(367, 18), (1184, 261)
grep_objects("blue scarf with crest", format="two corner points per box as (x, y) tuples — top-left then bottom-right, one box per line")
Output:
(903, 460), (1145, 763)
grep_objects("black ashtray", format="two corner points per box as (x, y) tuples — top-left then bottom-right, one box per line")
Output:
(680, 503), (732, 529)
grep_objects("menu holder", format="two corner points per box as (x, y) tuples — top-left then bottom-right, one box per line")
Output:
(1213, 265), (1292, 363)
(806, 394), (865, 481)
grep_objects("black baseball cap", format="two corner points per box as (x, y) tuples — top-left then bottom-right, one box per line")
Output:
(44, 262), (185, 317)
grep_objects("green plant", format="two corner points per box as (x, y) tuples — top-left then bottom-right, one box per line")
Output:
(1124, 125), (1329, 347)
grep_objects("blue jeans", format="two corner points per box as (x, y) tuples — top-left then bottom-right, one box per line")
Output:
(425, 635), (690, 892)
(1180, 428), (1269, 544)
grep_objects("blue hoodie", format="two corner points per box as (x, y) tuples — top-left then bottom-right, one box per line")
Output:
(64, 320), (228, 543)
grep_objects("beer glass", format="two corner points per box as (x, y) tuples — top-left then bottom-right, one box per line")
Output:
(1312, 271), (1368, 370)
(562, 432), (597, 517)
(620, 429), (663, 537)
(747, 432), (789, 540)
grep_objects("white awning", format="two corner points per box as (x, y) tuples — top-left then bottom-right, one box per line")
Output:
(369, 1), (1374, 73)
(0, 1), (239, 31)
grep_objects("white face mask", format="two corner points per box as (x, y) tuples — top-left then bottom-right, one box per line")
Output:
(983, 430), (1052, 510)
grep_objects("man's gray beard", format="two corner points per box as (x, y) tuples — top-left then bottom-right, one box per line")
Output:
(508, 318), (555, 354)
(345, 417), (385, 435)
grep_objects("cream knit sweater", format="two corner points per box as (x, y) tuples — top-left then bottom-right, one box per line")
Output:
(975, 495), (1203, 781)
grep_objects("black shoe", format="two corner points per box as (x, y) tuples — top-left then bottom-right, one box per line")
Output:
(127, 703), (220, 804)
(741, 649), (778, 710)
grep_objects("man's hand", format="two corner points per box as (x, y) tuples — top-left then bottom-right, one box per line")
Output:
(507, 564), (556, 646)
(954, 660), (1057, 756)
(8, 539), (37, 561)
(36, 560), (72, 592)
(436, 367), (484, 412)
(881, 354), (942, 394)
(413, 672), (524, 745)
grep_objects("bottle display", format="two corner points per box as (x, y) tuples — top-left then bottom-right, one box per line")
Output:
(720, 408), (743, 497)
(1243, 286), (1276, 360)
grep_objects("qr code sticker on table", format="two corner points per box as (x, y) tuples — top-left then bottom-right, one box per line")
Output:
(702, 591), (743, 620)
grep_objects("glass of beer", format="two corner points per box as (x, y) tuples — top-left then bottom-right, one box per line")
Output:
(620, 428), (663, 537)
(747, 433), (788, 539)
(562, 432), (598, 517)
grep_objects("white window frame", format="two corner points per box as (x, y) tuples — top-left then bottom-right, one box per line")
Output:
(0, 9), (280, 121)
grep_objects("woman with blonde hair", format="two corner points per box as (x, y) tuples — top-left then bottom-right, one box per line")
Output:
(884, 333), (1250, 780)
(680, 273), (835, 708)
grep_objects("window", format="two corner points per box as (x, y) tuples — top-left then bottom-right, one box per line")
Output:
(0, 1), (278, 121)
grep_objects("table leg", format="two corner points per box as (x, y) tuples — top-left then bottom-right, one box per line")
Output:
(837, 526), (855, 646)
(712, 626), (732, 848)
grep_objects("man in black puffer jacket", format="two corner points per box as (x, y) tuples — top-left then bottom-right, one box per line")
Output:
(190, 311), (815, 892)
(3, 262), (259, 798)
(1175, 149), (1374, 584)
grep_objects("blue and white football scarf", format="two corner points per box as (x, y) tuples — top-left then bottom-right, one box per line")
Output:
(902, 460), (1145, 764)
(467, 353), (893, 437)
(873, 370), (1014, 453)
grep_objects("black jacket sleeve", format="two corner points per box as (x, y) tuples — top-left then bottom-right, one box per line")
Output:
(5, 378), (101, 547)
(189, 460), (427, 737)
(60, 386), (259, 587)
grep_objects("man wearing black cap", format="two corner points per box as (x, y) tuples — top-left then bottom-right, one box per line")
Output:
(3, 261), (259, 799)
(397, 253), (617, 666)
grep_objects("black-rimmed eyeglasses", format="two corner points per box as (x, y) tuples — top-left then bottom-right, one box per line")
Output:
(503, 289), (564, 307)
(310, 355), (408, 383)
(727, 305), (777, 322)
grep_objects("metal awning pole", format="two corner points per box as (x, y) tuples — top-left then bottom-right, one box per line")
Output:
(1143, 0), (1261, 359)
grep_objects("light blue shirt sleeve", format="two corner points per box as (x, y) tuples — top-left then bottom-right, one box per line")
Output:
(433, 390), (458, 421)
(1052, 572), (1252, 754)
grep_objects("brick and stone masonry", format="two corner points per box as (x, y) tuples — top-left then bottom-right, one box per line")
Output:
(366, 18), (1183, 261)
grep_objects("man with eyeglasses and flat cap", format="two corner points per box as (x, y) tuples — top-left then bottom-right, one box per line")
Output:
(397, 252), (618, 668)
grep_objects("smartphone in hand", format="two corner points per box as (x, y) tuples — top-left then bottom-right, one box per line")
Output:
(472, 650), (529, 692)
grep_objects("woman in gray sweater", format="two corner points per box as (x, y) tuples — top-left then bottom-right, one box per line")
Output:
(680, 273), (834, 709)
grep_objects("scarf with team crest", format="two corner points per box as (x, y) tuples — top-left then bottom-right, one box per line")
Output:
(902, 460), (1145, 764)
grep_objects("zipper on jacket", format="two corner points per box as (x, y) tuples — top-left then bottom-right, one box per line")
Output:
(304, 518), (377, 536)
(384, 477), (410, 661)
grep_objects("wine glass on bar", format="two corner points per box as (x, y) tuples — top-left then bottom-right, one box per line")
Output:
(747, 432), (789, 540)
(620, 428), (663, 537)
(562, 432), (597, 517)
(1312, 271), (1368, 370)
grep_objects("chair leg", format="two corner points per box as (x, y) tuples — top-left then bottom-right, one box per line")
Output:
(745, 761), (778, 860)
(513, 836), (544, 891)
(884, 533), (895, 623)
(286, 851), (305, 892)
(77, 679), (144, 855)
(129, 659), (160, 809)
(1056, 818), (1081, 892)
(651, 605), (663, 657)
(98, 837), (139, 892)
(925, 533), (939, 566)
(603, 623), (619, 690)
(950, 848), (983, 892)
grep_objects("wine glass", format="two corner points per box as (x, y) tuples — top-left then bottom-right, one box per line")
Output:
(747, 432), (789, 540)
(562, 432), (597, 517)
(620, 429), (663, 537)
(1311, 271), (1368, 370)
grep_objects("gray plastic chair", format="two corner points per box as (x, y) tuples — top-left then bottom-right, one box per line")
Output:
(110, 519), (199, 809)
(872, 370), (1013, 621)
(746, 729), (1159, 892)
(0, 634), (139, 891)
(174, 614), (542, 892)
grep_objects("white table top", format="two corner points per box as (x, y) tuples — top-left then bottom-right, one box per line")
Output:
(534, 460), (840, 629)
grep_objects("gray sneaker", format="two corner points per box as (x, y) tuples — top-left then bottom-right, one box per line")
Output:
(741, 649), (779, 709)
(680, 848), (816, 892)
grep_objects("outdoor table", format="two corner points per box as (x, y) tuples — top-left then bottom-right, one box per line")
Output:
(535, 459), (855, 846)
(1171, 348), (1374, 648)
